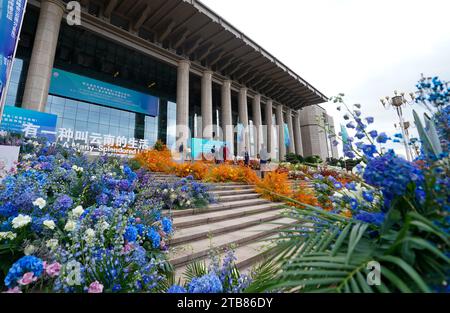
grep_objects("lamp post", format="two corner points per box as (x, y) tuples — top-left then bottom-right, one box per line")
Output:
(380, 91), (415, 161)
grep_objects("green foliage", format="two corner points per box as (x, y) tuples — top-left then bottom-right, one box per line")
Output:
(285, 153), (304, 164)
(246, 196), (449, 293)
(304, 155), (323, 164)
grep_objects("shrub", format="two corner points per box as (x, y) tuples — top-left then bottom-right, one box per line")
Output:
(285, 152), (304, 164)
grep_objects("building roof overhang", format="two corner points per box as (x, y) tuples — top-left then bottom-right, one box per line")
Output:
(48, 0), (329, 108)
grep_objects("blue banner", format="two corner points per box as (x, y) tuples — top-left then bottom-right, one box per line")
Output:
(0, 106), (58, 140)
(191, 138), (227, 160)
(49, 69), (159, 116)
(0, 0), (27, 98)
(284, 123), (290, 147)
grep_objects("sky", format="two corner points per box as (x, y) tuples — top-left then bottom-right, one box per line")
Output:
(201, 0), (450, 157)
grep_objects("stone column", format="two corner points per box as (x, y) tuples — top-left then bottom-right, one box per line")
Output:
(221, 80), (234, 157)
(265, 99), (273, 156)
(276, 104), (286, 161)
(22, 0), (65, 112)
(176, 60), (190, 151)
(201, 70), (213, 139)
(238, 87), (249, 155)
(294, 109), (304, 156)
(287, 108), (296, 154)
(252, 94), (262, 156)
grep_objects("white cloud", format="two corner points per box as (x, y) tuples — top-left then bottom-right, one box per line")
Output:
(201, 0), (450, 157)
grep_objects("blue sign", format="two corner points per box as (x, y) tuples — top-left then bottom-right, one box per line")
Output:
(191, 138), (227, 160)
(0, 0), (27, 98)
(284, 123), (290, 147)
(0, 106), (58, 140)
(49, 69), (159, 116)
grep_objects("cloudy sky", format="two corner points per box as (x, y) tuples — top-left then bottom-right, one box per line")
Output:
(201, 0), (450, 157)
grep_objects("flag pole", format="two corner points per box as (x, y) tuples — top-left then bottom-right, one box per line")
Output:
(0, 0), (28, 125)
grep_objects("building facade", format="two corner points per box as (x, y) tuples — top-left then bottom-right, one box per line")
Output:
(5, 0), (334, 161)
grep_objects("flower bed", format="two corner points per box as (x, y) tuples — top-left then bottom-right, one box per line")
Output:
(0, 140), (180, 293)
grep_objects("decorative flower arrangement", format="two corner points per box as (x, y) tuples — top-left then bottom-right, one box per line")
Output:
(167, 248), (251, 294)
(135, 173), (214, 211)
(204, 164), (259, 184)
(247, 75), (449, 293)
(255, 172), (291, 202)
(0, 140), (175, 293)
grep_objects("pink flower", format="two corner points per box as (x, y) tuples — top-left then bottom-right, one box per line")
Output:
(122, 243), (134, 254)
(88, 281), (104, 293)
(45, 262), (61, 277)
(17, 272), (38, 286)
(135, 218), (141, 223)
(43, 261), (47, 270)
(3, 286), (22, 293)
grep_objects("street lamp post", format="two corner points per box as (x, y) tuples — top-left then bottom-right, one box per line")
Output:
(380, 91), (415, 161)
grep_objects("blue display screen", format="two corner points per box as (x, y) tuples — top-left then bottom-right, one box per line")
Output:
(49, 69), (159, 116)
(1, 106), (58, 140)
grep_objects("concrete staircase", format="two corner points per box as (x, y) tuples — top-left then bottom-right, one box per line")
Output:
(166, 182), (296, 281)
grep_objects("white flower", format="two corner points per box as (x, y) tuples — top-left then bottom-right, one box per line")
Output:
(84, 228), (96, 244)
(11, 214), (32, 229)
(64, 220), (77, 232)
(46, 239), (59, 250)
(186, 200), (191, 206)
(72, 165), (84, 172)
(32, 197), (46, 209)
(99, 221), (110, 232)
(43, 220), (56, 230)
(24, 245), (36, 256)
(72, 205), (84, 217)
(0, 231), (16, 241)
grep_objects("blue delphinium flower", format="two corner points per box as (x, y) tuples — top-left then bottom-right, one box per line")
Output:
(168, 285), (187, 293)
(376, 132), (389, 143)
(187, 272), (223, 293)
(4, 256), (44, 288)
(363, 150), (425, 209)
(355, 211), (385, 226)
(362, 190), (374, 203)
(368, 130), (378, 138)
(365, 117), (374, 124)
(362, 144), (377, 158)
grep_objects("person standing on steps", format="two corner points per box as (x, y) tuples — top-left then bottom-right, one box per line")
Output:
(179, 143), (184, 163)
(259, 144), (269, 178)
(244, 146), (250, 167)
(223, 143), (228, 163)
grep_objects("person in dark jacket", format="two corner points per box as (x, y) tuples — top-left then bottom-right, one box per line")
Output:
(244, 147), (250, 166)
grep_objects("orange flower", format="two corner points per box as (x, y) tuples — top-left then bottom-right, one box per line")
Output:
(255, 172), (291, 201)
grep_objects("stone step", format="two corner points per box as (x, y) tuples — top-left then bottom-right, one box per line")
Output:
(207, 184), (255, 191)
(164, 198), (273, 218)
(173, 235), (278, 284)
(171, 209), (286, 245)
(173, 202), (284, 229)
(169, 217), (296, 268)
(210, 189), (256, 196)
(217, 193), (260, 202)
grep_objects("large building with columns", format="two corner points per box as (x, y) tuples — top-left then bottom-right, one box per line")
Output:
(5, 0), (335, 161)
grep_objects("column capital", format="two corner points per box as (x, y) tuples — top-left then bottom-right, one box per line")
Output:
(254, 94), (261, 101)
(178, 59), (191, 67)
(239, 86), (248, 93)
(203, 69), (214, 75)
(222, 79), (232, 87)
(44, 0), (66, 13)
